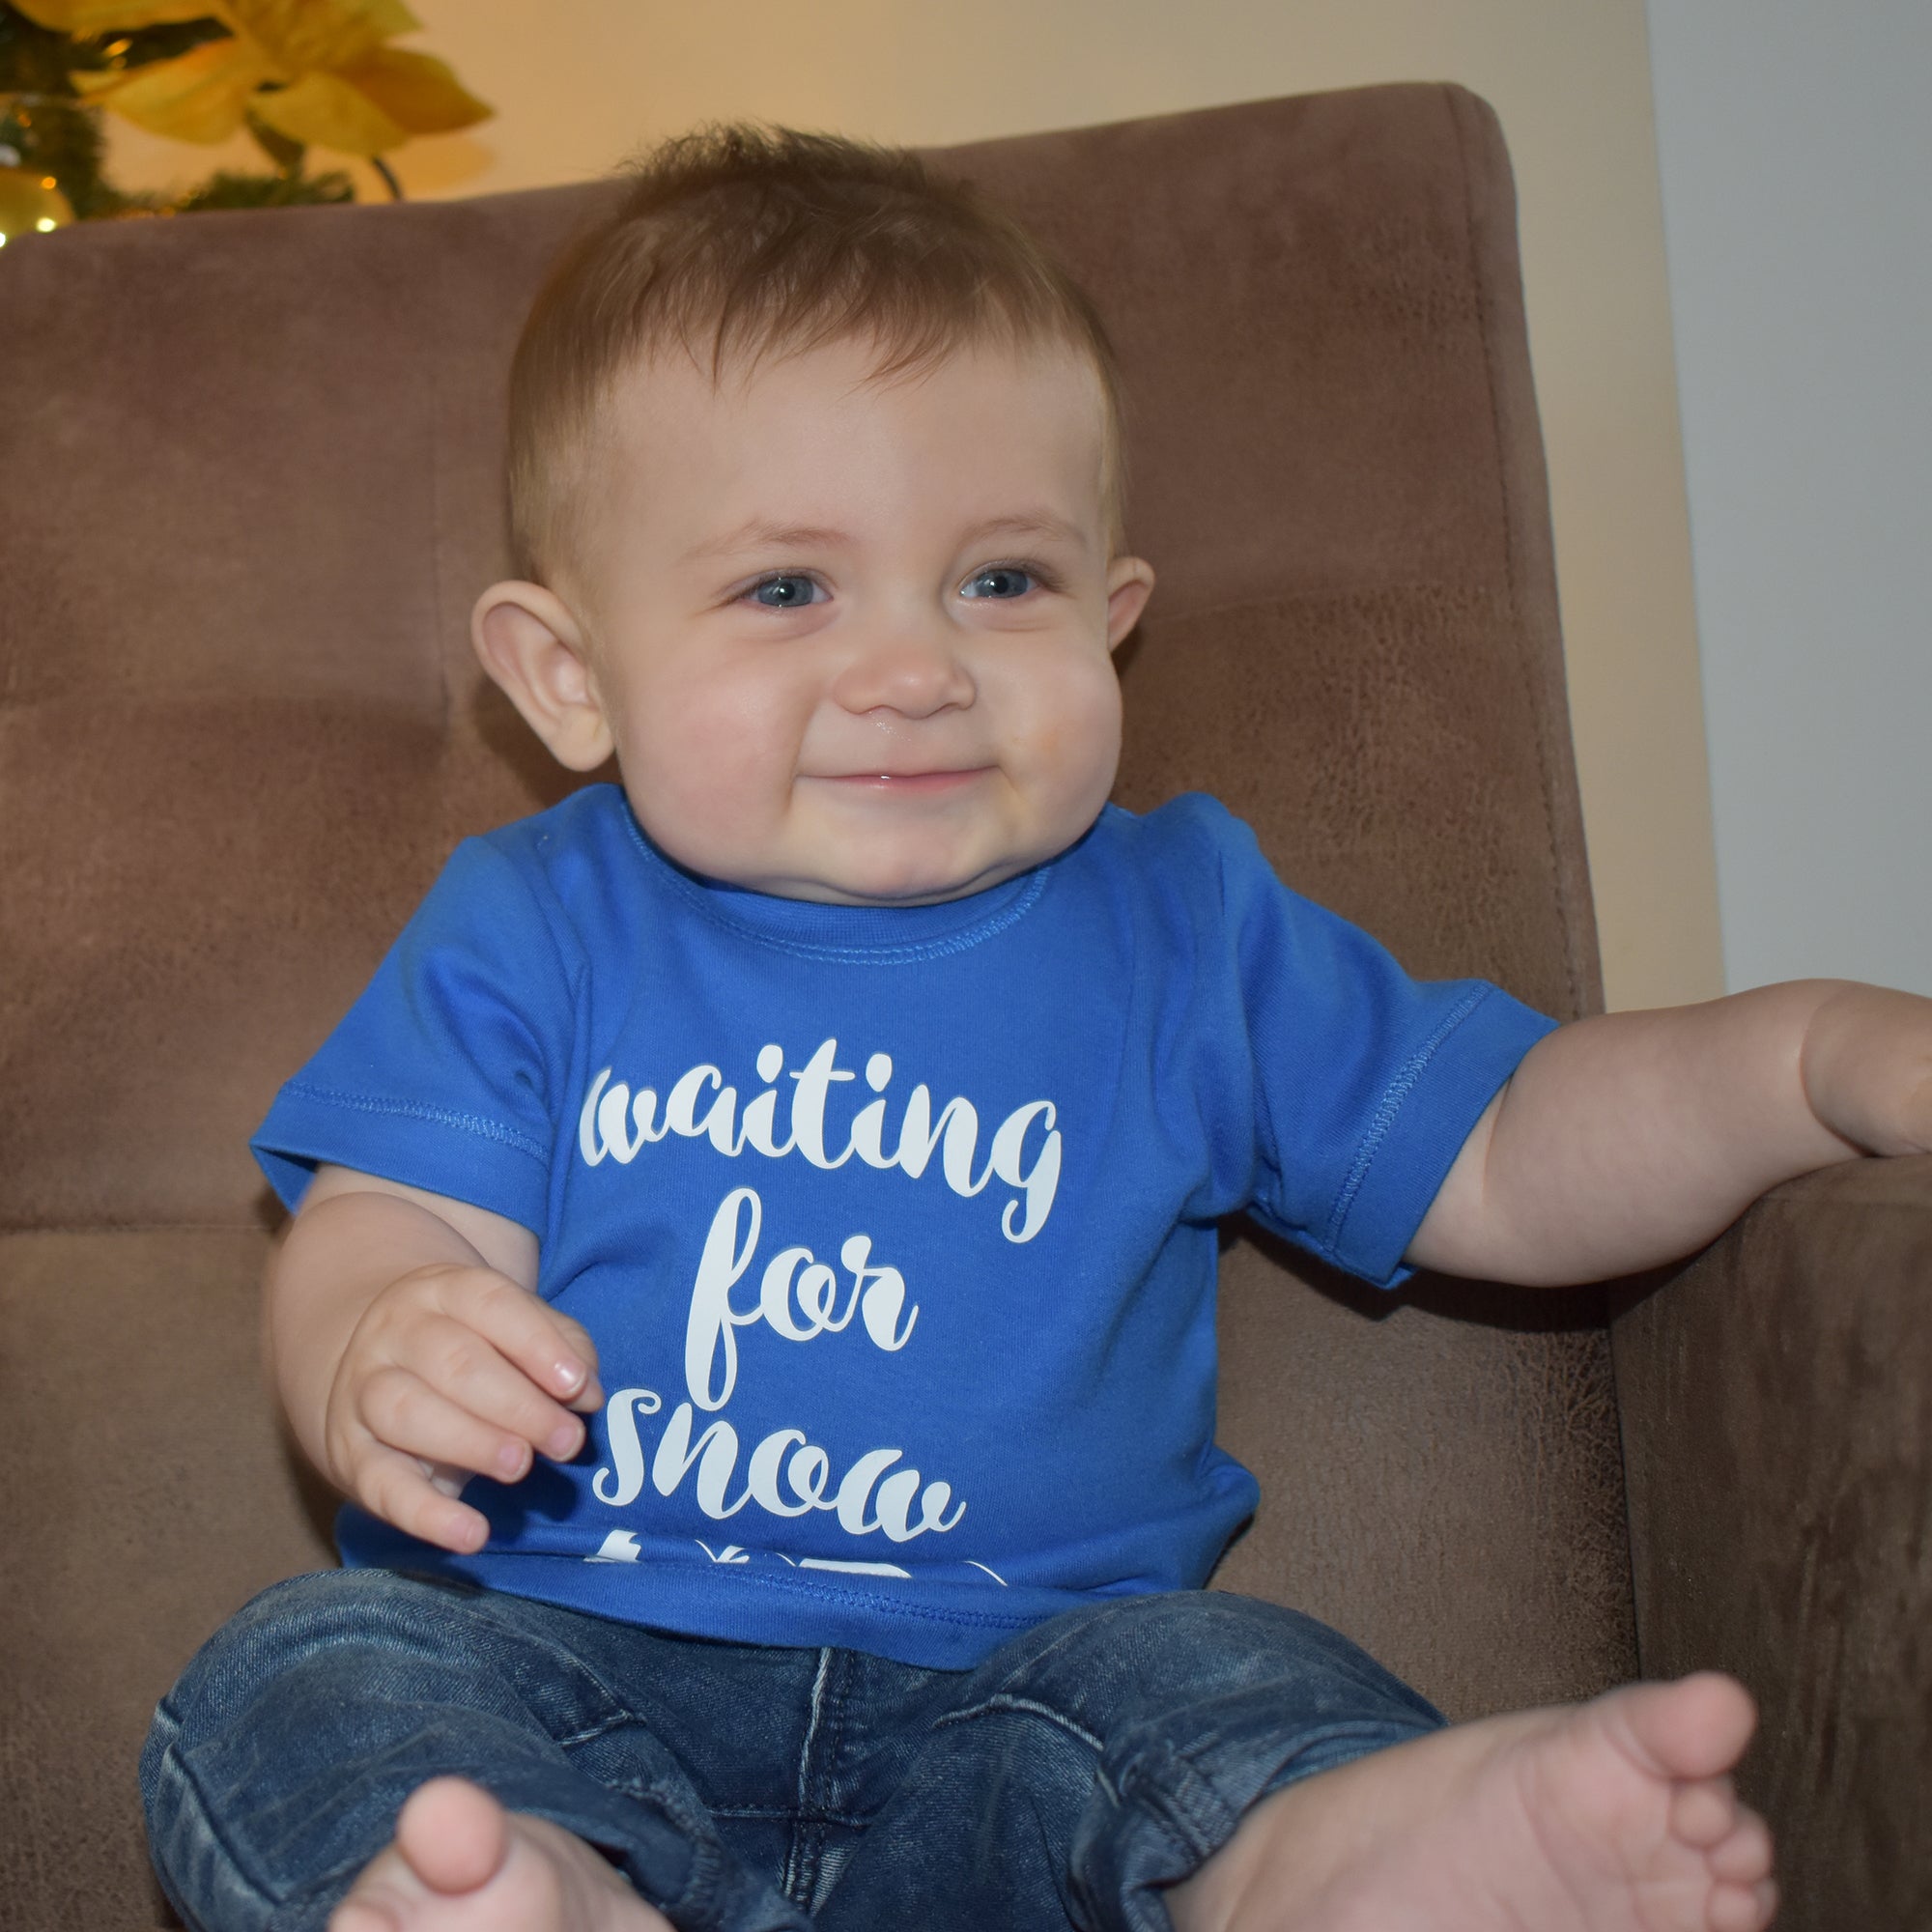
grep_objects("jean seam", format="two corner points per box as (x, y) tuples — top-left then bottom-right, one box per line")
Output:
(617, 1776), (729, 1928)
(798, 1649), (836, 1815)
(802, 1647), (852, 1906)
(383, 1603), (644, 1770)
(271, 1577), (639, 1748)
(1245, 1718), (1426, 1790)
(1124, 1717), (1423, 1874)
(159, 1733), (387, 1931)
(1122, 1742), (1240, 1862)
(980, 1594), (1167, 1698)
(555, 1711), (640, 1752)
(154, 1734), (290, 1920)
(710, 1804), (869, 1827)
(930, 1690), (1106, 1755)
(782, 1648), (836, 1907)
(467, 1592), (659, 1747)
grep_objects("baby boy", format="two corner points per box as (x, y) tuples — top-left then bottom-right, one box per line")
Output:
(141, 124), (1930, 1932)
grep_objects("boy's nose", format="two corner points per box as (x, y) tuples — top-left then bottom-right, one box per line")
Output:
(831, 621), (977, 719)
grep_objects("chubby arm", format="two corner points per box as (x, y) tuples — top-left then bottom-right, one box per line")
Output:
(266, 1165), (604, 1552)
(1408, 980), (1932, 1285)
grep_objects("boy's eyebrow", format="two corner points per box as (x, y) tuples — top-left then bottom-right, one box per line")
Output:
(680, 510), (1091, 566)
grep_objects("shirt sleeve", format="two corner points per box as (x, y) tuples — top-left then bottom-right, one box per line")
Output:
(1203, 800), (1558, 1289)
(250, 833), (579, 1233)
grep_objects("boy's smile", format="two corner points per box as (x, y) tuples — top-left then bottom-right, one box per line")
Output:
(473, 335), (1155, 905)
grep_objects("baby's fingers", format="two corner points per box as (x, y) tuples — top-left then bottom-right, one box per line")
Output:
(353, 1438), (493, 1554)
(438, 1271), (604, 1416)
(550, 1310), (606, 1413)
(388, 1334), (582, 1466)
(358, 1364), (548, 1490)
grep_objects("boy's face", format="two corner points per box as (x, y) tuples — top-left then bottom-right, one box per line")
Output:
(476, 335), (1154, 905)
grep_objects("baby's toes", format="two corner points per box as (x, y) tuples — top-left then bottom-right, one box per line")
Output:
(1668, 1776), (1737, 1848)
(1707, 1872), (1776, 1932)
(1706, 1807), (1774, 1884)
(329, 1852), (419, 1931)
(394, 1776), (512, 1894)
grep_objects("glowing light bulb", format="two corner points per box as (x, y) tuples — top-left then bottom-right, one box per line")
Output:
(0, 166), (76, 242)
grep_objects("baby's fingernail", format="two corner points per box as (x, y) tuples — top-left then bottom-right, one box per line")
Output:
(554, 1358), (586, 1395)
(546, 1420), (582, 1460)
(497, 1439), (527, 1478)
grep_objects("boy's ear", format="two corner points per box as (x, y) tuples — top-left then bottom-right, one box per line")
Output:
(470, 582), (615, 772)
(1105, 556), (1155, 652)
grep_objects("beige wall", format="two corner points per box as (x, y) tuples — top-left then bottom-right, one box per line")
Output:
(107, 0), (1722, 1011)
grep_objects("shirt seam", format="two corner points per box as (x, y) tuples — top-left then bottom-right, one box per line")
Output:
(469, 826), (592, 1060)
(460, 1552), (1041, 1631)
(275, 1080), (550, 1165)
(1321, 983), (1492, 1257)
(628, 1563), (1038, 1630)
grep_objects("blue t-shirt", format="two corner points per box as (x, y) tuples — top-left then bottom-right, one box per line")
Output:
(253, 786), (1555, 1667)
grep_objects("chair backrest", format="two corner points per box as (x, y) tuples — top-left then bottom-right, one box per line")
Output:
(0, 82), (1632, 1926)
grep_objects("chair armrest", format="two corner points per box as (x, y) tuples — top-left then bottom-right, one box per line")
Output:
(1609, 1154), (1932, 1929)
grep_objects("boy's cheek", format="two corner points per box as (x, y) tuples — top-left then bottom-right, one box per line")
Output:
(626, 670), (812, 788)
(1009, 660), (1122, 790)
(614, 728), (768, 861)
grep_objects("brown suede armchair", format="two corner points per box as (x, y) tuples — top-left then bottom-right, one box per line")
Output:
(3, 85), (1926, 1930)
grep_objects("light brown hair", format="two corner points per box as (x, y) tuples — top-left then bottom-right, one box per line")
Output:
(508, 122), (1129, 588)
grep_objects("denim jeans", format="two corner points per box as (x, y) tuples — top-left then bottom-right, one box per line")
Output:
(141, 1569), (1443, 1932)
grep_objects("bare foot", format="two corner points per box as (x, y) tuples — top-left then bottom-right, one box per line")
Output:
(328, 1776), (675, 1932)
(1166, 1673), (1776, 1932)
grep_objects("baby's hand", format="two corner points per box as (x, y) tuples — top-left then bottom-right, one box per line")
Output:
(1802, 983), (1932, 1157)
(321, 1263), (605, 1553)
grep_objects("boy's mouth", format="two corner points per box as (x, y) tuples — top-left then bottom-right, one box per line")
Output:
(821, 767), (993, 794)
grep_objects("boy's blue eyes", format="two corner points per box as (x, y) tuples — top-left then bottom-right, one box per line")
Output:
(746, 564), (1042, 610)
(749, 576), (821, 610)
(961, 565), (1037, 601)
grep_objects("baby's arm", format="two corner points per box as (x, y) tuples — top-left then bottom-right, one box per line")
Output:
(266, 1166), (604, 1552)
(1410, 980), (1932, 1284)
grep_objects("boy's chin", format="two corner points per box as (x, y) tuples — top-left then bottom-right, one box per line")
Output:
(765, 845), (1038, 908)
(774, 868), (1010, 908)
(651, 810), (1092, 906)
